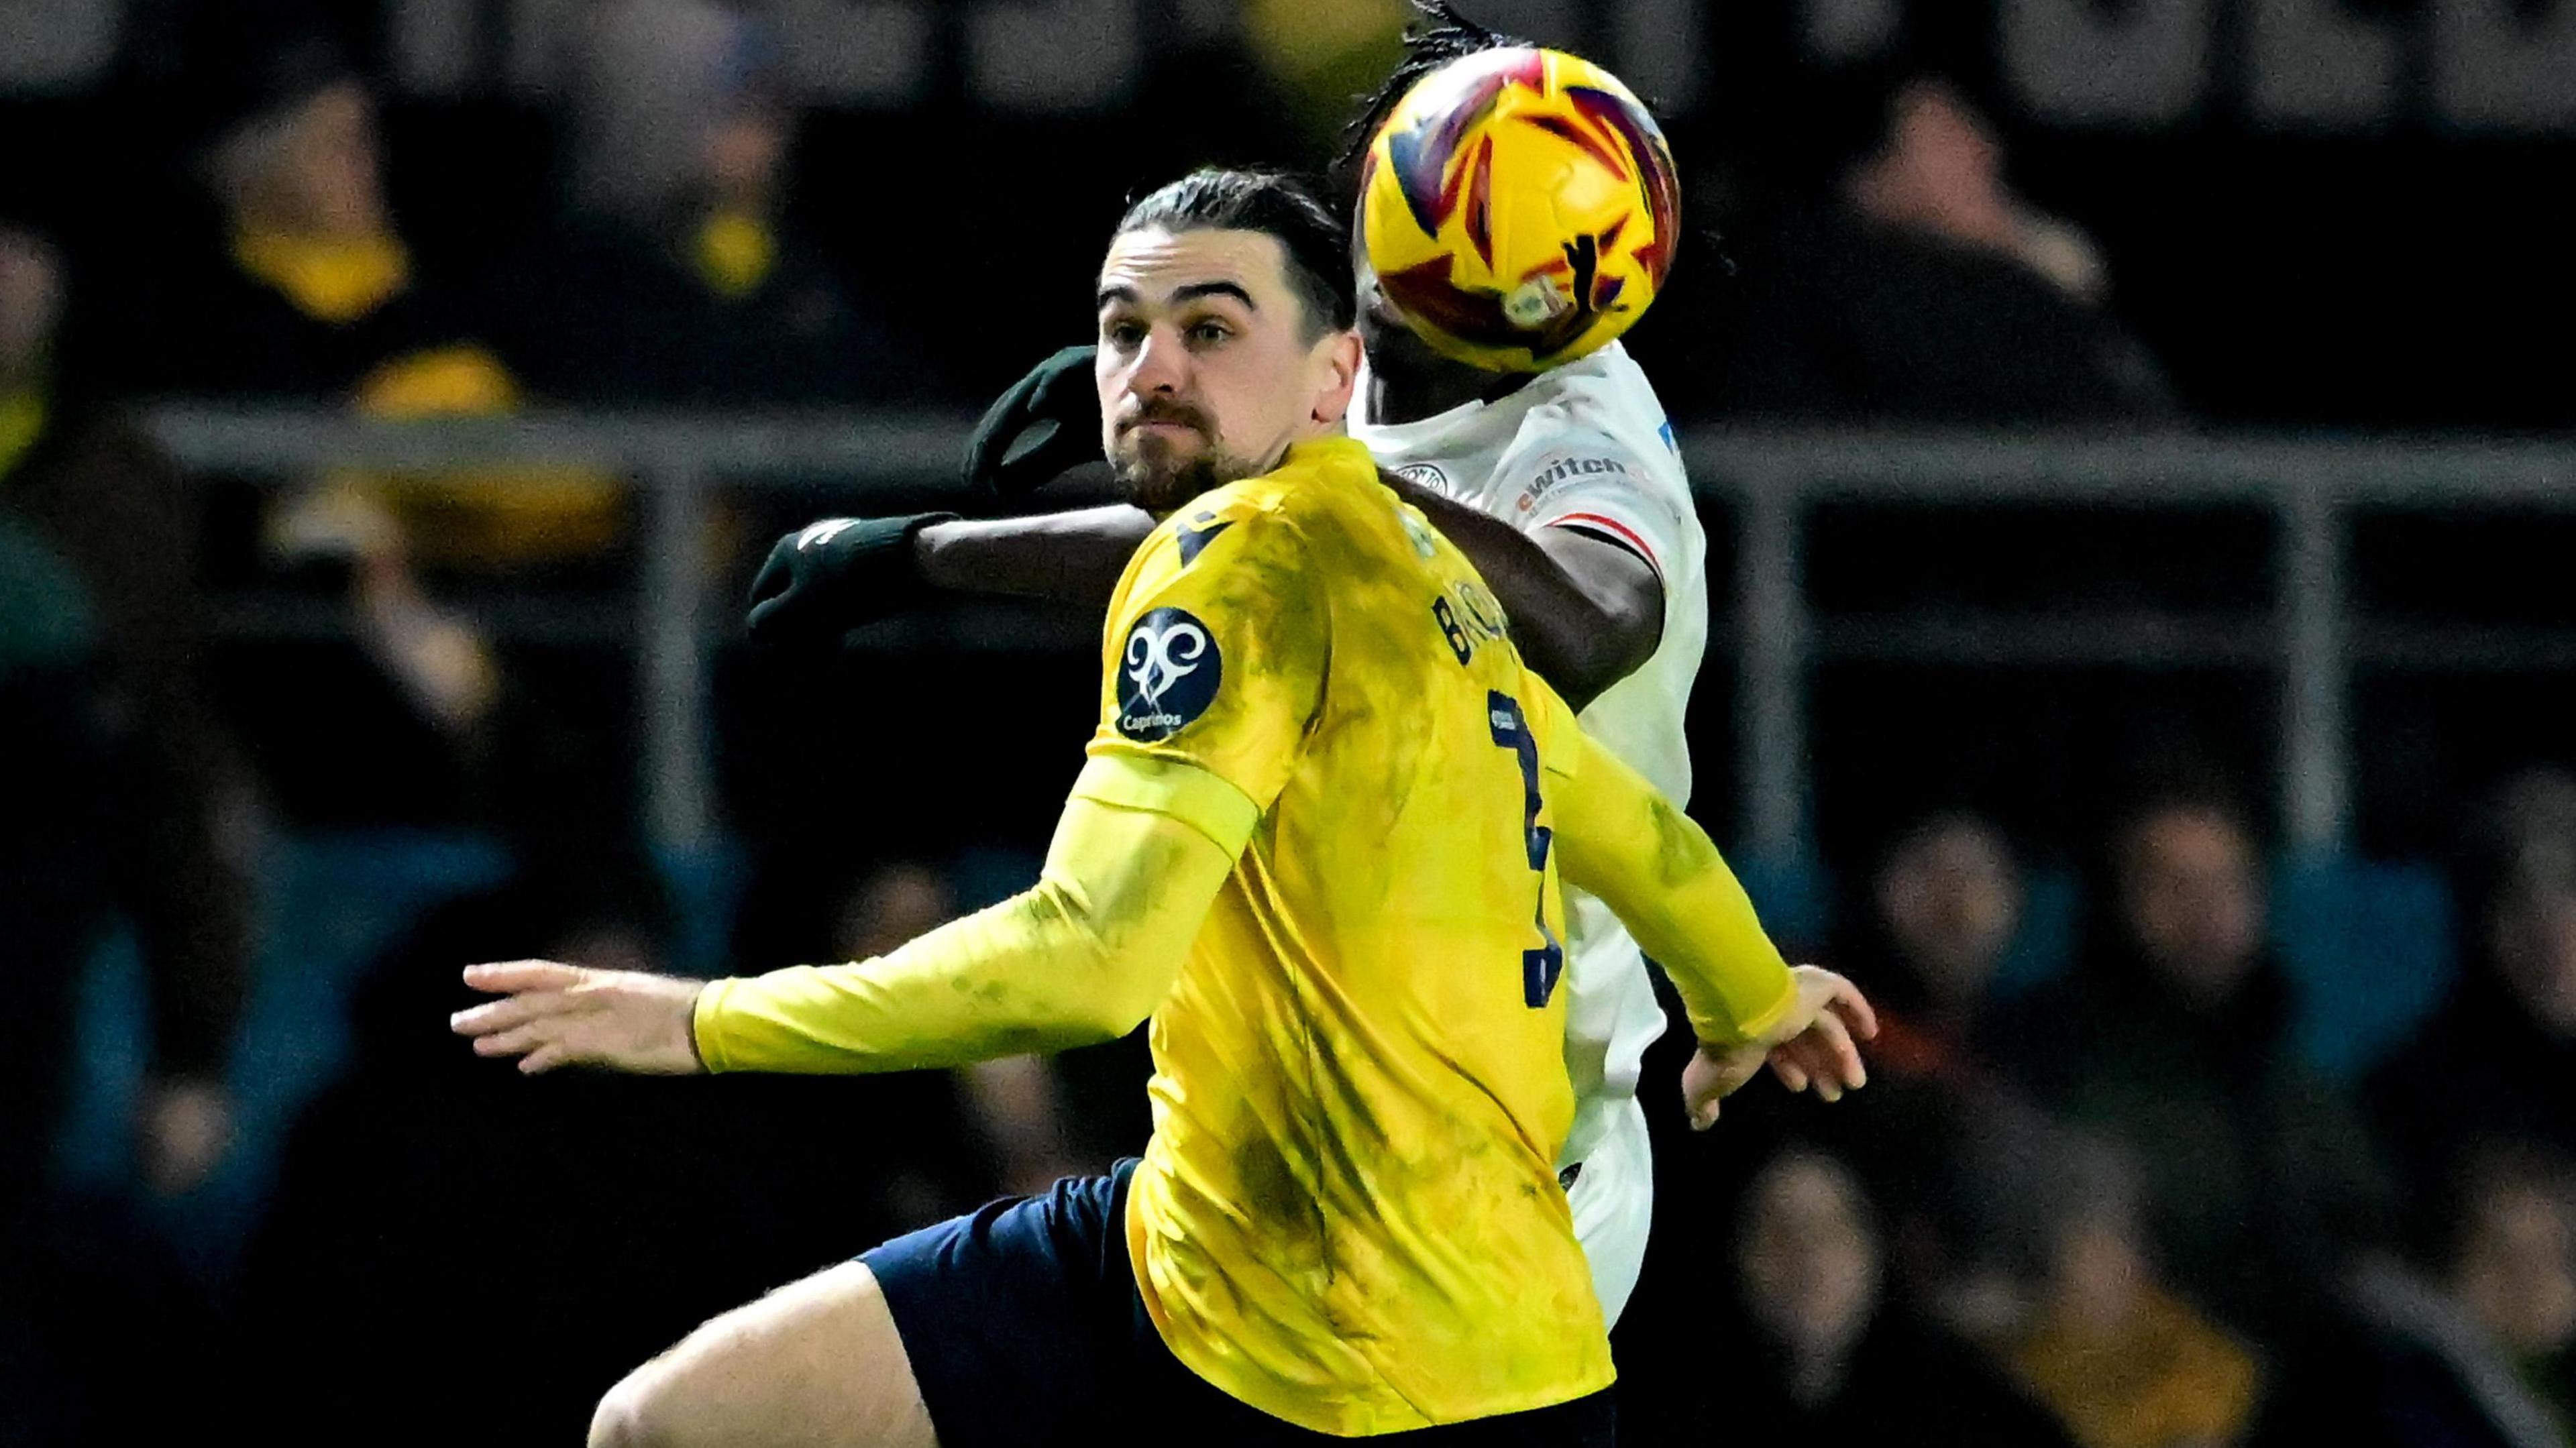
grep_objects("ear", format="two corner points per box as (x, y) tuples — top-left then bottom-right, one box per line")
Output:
(1306, 329), (1365, 429)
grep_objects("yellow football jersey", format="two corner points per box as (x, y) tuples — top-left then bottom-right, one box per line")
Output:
(1089, 435), (1613, 1434)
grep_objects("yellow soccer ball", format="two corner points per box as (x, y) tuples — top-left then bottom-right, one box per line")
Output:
(1359, 46), (1682, 372)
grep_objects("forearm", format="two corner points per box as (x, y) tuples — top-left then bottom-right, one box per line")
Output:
(1389, 479), (1654, 710)
(694, 767), (1238, 1073)
(916, 505), (1155, 610)
(1549, 718), (1795, 1046)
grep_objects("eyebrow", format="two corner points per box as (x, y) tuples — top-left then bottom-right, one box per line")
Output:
(1095, 280), (1260, 311)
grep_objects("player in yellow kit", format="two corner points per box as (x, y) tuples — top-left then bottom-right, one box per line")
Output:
(451, 170), (1872, 1447)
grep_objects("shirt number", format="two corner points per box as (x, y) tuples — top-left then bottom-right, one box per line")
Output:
(1489, 692), (1565, 1009)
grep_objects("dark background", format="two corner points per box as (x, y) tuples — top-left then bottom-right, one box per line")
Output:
(3, 3), (2573, 1445)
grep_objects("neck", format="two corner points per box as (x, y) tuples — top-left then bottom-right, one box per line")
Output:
(1360, 319), (1534, 425)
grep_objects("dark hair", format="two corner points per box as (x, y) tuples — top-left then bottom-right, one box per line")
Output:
(1336, 3), (1532, 191)
(1114, 168), (1355, 339)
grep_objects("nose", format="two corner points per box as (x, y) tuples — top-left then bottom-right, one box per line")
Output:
(1124, 324), (1189, 400)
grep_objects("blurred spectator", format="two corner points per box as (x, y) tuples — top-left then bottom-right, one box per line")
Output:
(488, 0), (921, 406)
(1715, 72), (2171, 423)
(2343, 1141), (2575, 1447)
(3, 217), (258, 1442)
(155, 1), (635, 832)
(1678, 1144), (2072, 1447)
(2369, 771), (2576, 1209)
(1793, 811), (2033, 1304)
(233, 868), (791, 1448)
(830, 860), (1091, 1203)
(163, 0), (612, 564)
(1993, 787), (2392, 1344)
(0, 219), (252, 1199)
(1998, 1133), (2265, 1448)
(833, 858), (958, 958)
(0, 510), (101, 1443)
(1850, 810), (2023, 1076)
(162, 3), (484, 402)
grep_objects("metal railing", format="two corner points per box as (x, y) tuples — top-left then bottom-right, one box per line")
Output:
(144, 407), (2576, 862)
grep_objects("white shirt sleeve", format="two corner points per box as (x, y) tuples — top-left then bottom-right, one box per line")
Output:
(1491, 424), (1690, 588)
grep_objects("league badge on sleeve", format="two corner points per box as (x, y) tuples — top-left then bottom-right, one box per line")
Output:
(1117, 607), (1223, 742)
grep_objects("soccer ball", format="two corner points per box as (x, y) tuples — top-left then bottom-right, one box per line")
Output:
(1358, 47), (1682, 373)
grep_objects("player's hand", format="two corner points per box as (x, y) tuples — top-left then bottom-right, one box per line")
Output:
(1680, 965), (1878, 1131)
(962, 344), (1100, 496)
(744, 512), (959, 646)
(450, 961), (708, 1076)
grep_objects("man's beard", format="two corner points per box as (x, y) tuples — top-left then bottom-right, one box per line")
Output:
(1114, 445), (1253, 514)
(1110, 406), (1255, 514)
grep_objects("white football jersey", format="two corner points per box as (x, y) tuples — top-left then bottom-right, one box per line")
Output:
(1352, 340), (1711, 1323)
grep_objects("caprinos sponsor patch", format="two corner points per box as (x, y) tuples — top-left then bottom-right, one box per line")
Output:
(1116, 607), (1223, 742)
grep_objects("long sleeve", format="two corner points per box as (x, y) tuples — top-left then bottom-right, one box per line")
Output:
(1540, 687), (1797, 1047)
(693, 754), (1252, 1074)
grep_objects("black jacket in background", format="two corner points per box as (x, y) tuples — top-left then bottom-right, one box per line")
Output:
(1711, 203), (2172, 425)
(2367, 972), (2576, 1209)
(488, 216), (932, 407)
(1629, 1308), (2072, 1448)
(1990, 946), (2395, 1344)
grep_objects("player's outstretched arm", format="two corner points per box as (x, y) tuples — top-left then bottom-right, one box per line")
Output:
(1540, 691), (1877, 1128)
(1388, 475), (1660, 712)
(744, 505), (1155, 645)
(744, 342), (1147, 643)
(692, 764), (1239, 1073)
(454, 757), (1248, 1076)
(914, 506), (1155, 606)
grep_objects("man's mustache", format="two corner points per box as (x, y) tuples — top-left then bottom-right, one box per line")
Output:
(1116, 400), (1212, 437)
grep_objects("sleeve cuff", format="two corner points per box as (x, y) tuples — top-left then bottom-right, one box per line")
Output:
(1069, 753), (1260, 856)
(692, 976), (741, 1074)
(1693, 967), (1799, 1049)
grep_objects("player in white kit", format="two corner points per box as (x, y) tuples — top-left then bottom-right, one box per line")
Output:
(743, 13), (1833, 1328)
(1350, 333), (1701, 1322)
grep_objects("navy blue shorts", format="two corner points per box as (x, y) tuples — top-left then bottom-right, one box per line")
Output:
(861, 1160), (1615, 1447)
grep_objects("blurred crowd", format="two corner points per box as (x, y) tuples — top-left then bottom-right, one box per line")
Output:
(1, 1), (2571, 1445)
(1619, 781), (2576, 1447)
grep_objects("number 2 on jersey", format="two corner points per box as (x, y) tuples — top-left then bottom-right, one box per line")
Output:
(1488, 692), (1566, 1008)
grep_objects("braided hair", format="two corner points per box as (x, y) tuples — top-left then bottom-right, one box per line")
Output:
(1332, 3), (1532, 196)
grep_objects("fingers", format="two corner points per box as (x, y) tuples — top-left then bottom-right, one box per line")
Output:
(469, 1024), (553, 1059)
(462, 960), (586, 996)
(448, 993), (555, 1038)
(521, 1043), (572, 1075)
(746, 539), (797, 611)
(1766, 1017), (1866, 1103)
(1682, 1044), (1764, 1131)
(1768, 1048), (1811, 1094)
(1803, 1009), (1864, 1101)
(1825, 976), (1881, 1041)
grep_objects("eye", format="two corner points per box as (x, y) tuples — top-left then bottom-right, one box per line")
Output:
(1103, 319), (1146, 349)
(1188, 319), (1233, 346)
